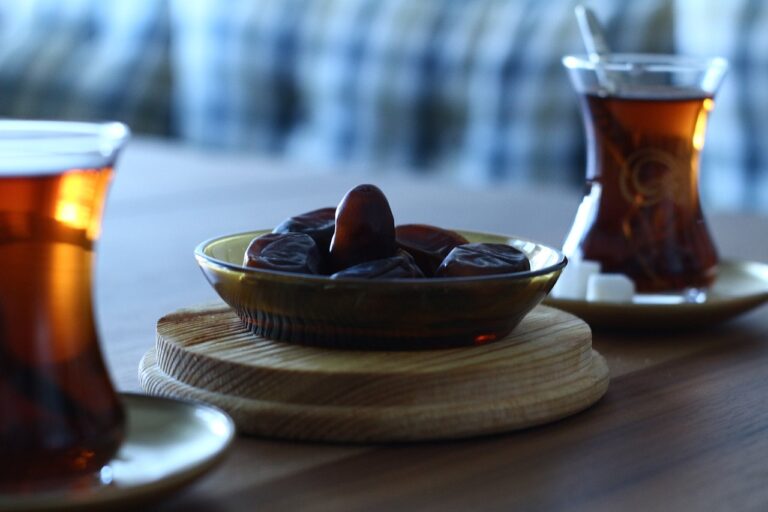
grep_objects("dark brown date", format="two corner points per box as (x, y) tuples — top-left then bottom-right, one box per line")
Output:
(329, 184), (396, 271)
(273, 207), (336, 253)
(396, 224), (469, 276)
(243, 233), (323, 274)
(435, 243), (530, 277)
(331, 251), (424, 279)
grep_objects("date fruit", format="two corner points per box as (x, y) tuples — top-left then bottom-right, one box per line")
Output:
(243, 184), (533, 280)
(329, 184), (396, 271)
(273, 207), (336, 253)
(435, 243), (530, 277)
(396, 224), (469, 276)
(243, 233), (323, 274)
(331, 251), (425, 279)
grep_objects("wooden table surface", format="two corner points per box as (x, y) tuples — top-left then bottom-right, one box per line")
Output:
(98, 139), (768, 511)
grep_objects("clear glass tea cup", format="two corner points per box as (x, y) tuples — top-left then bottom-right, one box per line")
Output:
(0, 121), (129, 491)
(562, 54), (728, 294)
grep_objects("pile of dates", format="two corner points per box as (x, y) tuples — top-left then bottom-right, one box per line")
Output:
(243, 184), (530, 279)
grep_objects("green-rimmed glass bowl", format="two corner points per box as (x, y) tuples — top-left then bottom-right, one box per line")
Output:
(195, 230), (566, 349)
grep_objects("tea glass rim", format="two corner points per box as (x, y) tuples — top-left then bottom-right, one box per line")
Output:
(562, 53), (728, 74)
(0, 120), (130, 175)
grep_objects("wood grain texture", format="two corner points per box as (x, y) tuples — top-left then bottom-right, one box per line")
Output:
(87, 141), (768, 511)
(139, 305), (609, 442)
(169, 337), (768, 512)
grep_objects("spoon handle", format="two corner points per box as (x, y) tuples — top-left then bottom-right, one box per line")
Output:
(575, 5), (611, 57)
(574, 5), (617, 94)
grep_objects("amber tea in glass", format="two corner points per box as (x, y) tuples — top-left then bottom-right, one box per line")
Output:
(562, 54), (728, 293)
(0, 121), (129, 490)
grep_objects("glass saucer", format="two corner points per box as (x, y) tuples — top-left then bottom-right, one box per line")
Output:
(0, 393), (235, 512)
(544, 260), (768, 330)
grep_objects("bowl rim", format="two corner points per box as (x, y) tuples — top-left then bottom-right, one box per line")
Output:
(194, 229), (567, 285)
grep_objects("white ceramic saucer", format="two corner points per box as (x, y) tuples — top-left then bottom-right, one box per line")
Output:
(545, 260), (768, 330)
(0, 393), (235, 512)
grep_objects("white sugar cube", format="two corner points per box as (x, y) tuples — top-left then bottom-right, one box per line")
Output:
(551, 259), (601, 300)
(586, 273), (635, 302)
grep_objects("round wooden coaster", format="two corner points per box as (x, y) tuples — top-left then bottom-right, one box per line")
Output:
(139, 305), (609, 442)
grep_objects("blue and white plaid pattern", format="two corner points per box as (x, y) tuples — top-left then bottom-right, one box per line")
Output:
(169, 0), (310, 151)
(171, 0), (674, 187)
(0, 0), (171, 135)
(0, 0), (766, 212)
(676, 0), (768, 212)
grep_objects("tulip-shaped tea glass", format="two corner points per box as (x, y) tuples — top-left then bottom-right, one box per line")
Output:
(0, 121), (129, 490)
(562, 54), (728, 294)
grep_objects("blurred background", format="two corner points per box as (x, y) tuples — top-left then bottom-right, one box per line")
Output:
(0, 0), (765, 213)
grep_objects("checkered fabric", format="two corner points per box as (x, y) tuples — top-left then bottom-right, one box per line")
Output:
(2, 0), (767, 212)
(168, 0), (308, 152)
(0, 0), (171, 135)
(676, 0), (768, 212)
(170, 0), (675, 188)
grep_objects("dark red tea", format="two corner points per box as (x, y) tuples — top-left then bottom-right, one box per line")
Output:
(0, 167), (124, 488)
(565, 91), (718, 292)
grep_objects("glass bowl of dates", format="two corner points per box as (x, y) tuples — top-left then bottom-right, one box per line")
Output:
(195, 184), (566, 349)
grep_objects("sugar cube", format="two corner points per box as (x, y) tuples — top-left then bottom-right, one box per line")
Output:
(586, 273), (635, 302)
(551, 259), (601, 300)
